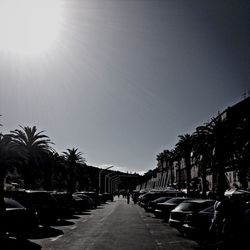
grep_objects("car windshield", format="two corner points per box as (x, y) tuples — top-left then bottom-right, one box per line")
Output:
(29, 192), (56, 205)
(200, 205), (214, 213)
(165, 198), (188, 205)
(4, 197), (24, 209)
(174, 201), (214, 212)
(153, 197), (171, 203)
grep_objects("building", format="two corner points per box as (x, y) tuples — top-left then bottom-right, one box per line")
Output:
(137, 97), (250, 193)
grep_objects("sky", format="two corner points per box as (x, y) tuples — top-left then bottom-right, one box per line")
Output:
(0, 0), (249, 174)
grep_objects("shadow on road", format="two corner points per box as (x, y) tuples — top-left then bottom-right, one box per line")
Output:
(51, 219), (75, 226)
(66, 215), (81, 219)
(0, 236), (41, 250)
(75, 211), (92, 215)
(27, 226), (63, 239)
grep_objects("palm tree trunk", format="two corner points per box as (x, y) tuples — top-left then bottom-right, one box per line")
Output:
(177, 160), (182, 191)
(201, 164), (207, 198)
(170, 162), (173, 186)
(69, 163), (75, 194)
(0, 171), (6, 237)
(185, 156), (191, 196)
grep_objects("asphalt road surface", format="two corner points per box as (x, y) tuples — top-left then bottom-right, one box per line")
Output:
(29, 196), (204, 250)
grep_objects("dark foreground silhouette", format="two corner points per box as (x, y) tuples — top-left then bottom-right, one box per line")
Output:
(0, 236), (41, 250)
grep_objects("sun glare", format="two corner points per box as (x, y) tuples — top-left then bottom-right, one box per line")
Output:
(0, 0), (63, 57)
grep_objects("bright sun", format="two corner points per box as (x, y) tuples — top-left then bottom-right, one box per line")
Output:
(0, 0), (63, 57)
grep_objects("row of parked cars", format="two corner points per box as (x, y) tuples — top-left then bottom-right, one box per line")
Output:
(2, 189), (114, 238)
(136, 189), (250, 245)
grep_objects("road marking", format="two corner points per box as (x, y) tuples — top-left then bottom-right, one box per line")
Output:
(50, 235), (63, 241)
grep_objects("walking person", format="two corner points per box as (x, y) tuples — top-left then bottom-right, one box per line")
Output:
(126, 190), (130, 204)
(209, 190), (231, 250)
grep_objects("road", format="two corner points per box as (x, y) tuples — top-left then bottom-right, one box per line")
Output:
(28, 196), (203, 250)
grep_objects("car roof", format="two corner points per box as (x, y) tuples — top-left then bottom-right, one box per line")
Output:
(183, 199), (215, 203)
(165, 197), (189, 202)
(25, 190), (49, 193)
(159, 197), (189, 204)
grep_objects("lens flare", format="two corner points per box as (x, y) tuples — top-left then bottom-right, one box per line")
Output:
(0, 0), (63, 57)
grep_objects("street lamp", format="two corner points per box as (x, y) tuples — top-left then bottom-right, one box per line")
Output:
(98, 166), (113, 194)
(105, 172), (117, 193)
(109, 175), (120, 193)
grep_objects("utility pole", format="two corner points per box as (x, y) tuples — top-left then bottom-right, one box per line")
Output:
(98, 166), (113, 194)
(105, 172), (117, 193)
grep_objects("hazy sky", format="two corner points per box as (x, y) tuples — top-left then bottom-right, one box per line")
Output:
(0, 0), (249, 174)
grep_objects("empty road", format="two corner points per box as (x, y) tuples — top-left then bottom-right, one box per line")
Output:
(27, 196), (203, 250)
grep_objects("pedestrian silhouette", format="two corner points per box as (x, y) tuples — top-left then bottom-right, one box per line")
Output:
(209, 190), (230, 250)
(126, 191), (130, 204)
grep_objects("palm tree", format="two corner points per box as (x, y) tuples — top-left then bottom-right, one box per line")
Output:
(193, 125), (214, 197)
(42, 150), (64, 191)
(43, 152), (68, 191)
(200, 116), (232, 194)
(161, 149), (175, 187)
(156, 152), (164, 171)
(168, 150), (176, 187)
(233, 114), (250, 189)
(175, 134), (193, 196)
(10, 126), (54, 189)
(173, 146), (183, 191)
(0, 134), (14, 192)
(0, 133), (22, 235)
(63, 148), (86, 194)
(156, 151), (165, 188)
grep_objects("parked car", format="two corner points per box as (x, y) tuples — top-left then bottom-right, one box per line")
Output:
(183, 200), (250, 242)
(154, 197), (191, 220)
(3, 197), (39, 237)
(50, 191), (75, 219)
(5, 190), (59, 226)
(73, 193), (95, 210)
(72, 194), (87, 212)
(102, 193), (114, 202)
(139, 190), (183, 209)
(145, 196), (173, 212)
(74, 191), (101, 207)
(169, 199), (215, 233)
(182, 205), (214, 240)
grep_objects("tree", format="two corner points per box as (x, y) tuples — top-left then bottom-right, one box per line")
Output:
(193, 125), (214, 197)
(42, 151), (64, 191)
(200, 116), (232, 194)
(10, 126), (54, 189)
(63, 148), (86, 194)
(166, 150), (176, 187)
(173, 146), (183, 191)
(233, 114), (250, 189)
(159, 149), (175, 187)
(156, 151), (166, 188)
(0, 117), (19, 233)
(0, 133), (21, 235)
(175, 134), (193, 196)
